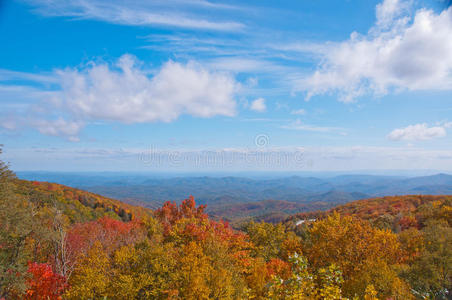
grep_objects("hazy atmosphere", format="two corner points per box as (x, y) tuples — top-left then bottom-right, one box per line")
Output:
(2, 0), (452, 172)
(1, 1), (451, 299)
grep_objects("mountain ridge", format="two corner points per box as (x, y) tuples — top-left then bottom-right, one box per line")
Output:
(16, 172), (452, 224)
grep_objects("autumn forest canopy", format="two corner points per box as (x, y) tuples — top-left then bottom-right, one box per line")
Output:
(2, 0), (452, 298)
(1, 150), (451, 300)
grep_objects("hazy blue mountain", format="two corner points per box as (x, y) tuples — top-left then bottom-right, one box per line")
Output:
(16, 171), (452, 222)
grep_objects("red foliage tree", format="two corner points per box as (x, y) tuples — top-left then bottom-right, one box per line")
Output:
(67, 217), (144, 257)
(266, 258), (291, 279)
(398, 215), (418, 231)
(25, 262), (68, 300)
(58, 216), (145, 280)
(155, 195), (207, 233)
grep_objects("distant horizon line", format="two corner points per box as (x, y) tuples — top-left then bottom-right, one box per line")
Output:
(14, 169), (452, 177)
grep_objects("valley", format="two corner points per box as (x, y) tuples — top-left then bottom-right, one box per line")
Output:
(18, 171), (452, 224)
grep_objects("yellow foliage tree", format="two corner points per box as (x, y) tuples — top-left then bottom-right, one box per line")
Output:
(65, 241), (109, 299)
(304, 213), (411, 299)
(177, 241), (212, 300)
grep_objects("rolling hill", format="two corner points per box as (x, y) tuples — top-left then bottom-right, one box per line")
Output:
(12, 179), (151, 223)
(285, 194), (452, 232)
(17, 172), (452, 223)
(3, 163), (451, 299)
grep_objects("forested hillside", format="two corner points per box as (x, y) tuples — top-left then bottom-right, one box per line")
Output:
(286, 195), (452, 231)
(19, 171), (452, 224)
(13, 179), (150, 223)
(286, 195), (452, 299)
(1, 152), (451, 299)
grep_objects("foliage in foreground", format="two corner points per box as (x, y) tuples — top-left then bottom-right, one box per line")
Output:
(0, 151), (451, 299)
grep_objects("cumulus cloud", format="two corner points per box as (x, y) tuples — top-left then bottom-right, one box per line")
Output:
(58, 55), (237, 123)
(375, 0), (411, 28)
(0, 55), (239, 140)
(250, 98), (266, 112)
(388, 123), (447, 141)
(300, 0), (452, 102)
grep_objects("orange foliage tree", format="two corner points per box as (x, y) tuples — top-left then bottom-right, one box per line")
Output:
(304, 213), (412, 299)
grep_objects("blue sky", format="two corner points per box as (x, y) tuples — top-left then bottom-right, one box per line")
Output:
(1, 0), (452, 172)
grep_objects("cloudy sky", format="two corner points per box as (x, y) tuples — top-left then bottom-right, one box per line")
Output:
(1, 0), (452, 172)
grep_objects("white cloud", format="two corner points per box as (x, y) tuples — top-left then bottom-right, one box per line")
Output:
(246, 77), (258, 87)
(206, 57), (281, 73)
(34, 118), (84, 142)
(0, 118), (18, 131)
(300, 0), (452, 102)
(25, 0), (244, 31)
(388, 123), (447, 141)
(250, 98), (266, 112)
(0, 55), (239, 140)
(281, 119), (342, 133)
(290, 109), (306, 115)
(0, 69), (58, 84)
(58, 55), (237, 123)
(375, 0), (411, 28)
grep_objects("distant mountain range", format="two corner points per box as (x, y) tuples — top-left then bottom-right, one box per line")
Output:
(17, 172), (452, 223)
